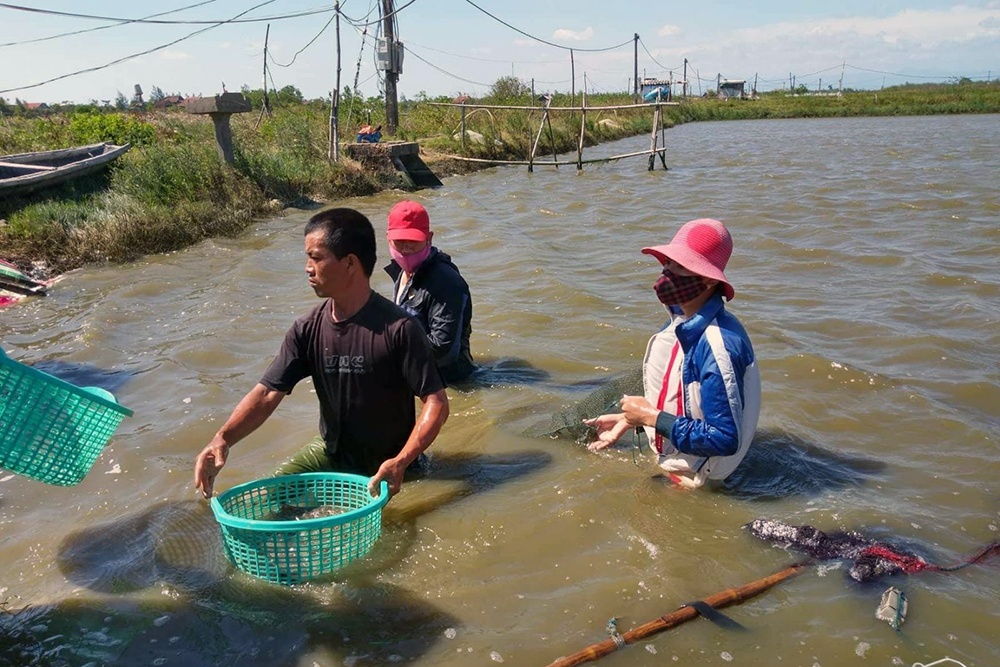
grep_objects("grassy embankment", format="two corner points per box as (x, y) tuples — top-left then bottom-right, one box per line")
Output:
(1, 80), (998, 275)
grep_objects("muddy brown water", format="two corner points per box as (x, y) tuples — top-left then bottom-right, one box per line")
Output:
(1, 114), (998, 666)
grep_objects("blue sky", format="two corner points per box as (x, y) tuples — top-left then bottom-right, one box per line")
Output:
(1, 0), (997, 104)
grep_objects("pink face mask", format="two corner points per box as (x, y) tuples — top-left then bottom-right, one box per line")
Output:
(390, 244), (431, 274)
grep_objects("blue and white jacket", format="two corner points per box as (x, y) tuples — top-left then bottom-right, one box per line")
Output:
(641, 293), (761, 487)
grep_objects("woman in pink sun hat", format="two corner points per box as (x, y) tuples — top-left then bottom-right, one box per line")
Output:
(584, 218), (761, 489)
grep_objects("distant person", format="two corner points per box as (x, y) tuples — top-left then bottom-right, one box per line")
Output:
(585, 218), (761, 489)
(384, 200), (476, 385)
(194, 208), (448, 498)
(356, 124), (382, 143)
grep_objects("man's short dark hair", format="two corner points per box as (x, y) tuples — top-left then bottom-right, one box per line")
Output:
(304, 208), (376, 277)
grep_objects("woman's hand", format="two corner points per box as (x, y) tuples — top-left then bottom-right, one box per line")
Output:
(620, 395), (659, 428)
(583, 413), (631, 451)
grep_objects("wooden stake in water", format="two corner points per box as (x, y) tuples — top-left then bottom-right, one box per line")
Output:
(544, 562), (808, 667)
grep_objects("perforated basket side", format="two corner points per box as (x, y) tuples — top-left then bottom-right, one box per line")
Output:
(0, 351), (131, 486)
(211, 473), (389, 584)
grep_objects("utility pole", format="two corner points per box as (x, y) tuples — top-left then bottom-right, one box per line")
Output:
(262, 24), (271, 116)
(329, 2), (341, 161)
(381, 0), (399, 134)
(633, 33), (639, 102)
(838, 61), (845, 95)
(683, 58), (688, 97)
(570, 48), (575, 107)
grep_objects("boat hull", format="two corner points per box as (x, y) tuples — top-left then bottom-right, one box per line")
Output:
(0, 143), (131, 198)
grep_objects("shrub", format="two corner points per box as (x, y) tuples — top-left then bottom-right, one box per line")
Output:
(69, 111), (156, 146)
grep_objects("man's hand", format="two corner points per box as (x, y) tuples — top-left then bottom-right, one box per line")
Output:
(194, 439), (230, 499)
(583, 413), (630, 451)
(368, 457), (406, 497)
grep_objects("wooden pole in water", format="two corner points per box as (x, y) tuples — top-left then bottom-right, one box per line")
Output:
(577, 79), (586, 171)
(543, 562), (807, 667)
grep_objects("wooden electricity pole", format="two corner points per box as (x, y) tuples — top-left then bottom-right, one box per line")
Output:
(382, 0), (399, 134)
(633, 33), (639, 102)
(329, 2), (341, 161)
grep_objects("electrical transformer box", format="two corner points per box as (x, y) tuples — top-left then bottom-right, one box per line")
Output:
(376, 38), (404, 74)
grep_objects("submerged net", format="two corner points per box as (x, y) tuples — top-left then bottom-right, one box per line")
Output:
(522, 366), (643, 442)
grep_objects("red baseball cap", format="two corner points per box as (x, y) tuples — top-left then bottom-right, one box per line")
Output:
(387, 200), (431, 242)
(641, 218), (736, 301)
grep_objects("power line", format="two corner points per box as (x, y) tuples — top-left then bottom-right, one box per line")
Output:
(405, 45), (493, 88)
(268, 11), (338, 67)
(461, 0), (632, 53)
(637, 37), (681, 74)
(844, 63), (962, 80)
(0, 0), (223, 48)
(0, 1), (330, 25)
(341, 0), (418, 29)
(404, 39), (564, 65)
(0, 0), (279, 95)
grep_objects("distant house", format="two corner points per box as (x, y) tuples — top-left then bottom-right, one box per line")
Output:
(640, 77), (674, 101)
(153, 95), (186, 110)
(717, 80), (747, 100)
(452, 95), (473, 104)
(23, 102), (49, 111)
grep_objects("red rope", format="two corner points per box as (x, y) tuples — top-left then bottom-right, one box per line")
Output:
(861, 540), (1000, 574)
(859, 545), (935, 573)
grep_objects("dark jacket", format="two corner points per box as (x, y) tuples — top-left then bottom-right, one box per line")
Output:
(385, 247), (475, 384)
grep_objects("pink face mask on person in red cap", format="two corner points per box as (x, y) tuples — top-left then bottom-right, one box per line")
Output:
(387, 200), (433, 274)
(389, 244), (431, 274)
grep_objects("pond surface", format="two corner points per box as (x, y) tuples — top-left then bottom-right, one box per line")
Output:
(2, 113), (998, 666)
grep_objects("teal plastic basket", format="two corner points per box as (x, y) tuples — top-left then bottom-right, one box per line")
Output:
(211, 473), (390, 585)
(0, 348), (133, 486)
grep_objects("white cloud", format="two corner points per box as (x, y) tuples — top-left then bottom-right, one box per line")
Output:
(658, 24), (681, 37)
(729, 6), (1000, 48)
(552, 27), (594, 42)
(159, 51), (192, 61)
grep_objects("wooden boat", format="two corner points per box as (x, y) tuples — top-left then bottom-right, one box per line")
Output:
(0, 142), (130, 198)
(0, 259), (49, 308)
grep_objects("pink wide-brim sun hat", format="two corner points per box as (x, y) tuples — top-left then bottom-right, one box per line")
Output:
(641, 218), (736, 301)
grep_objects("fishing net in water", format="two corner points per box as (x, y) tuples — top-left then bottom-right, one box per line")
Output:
(521, 366), (643, 442)
(745, 519), (1000, 582)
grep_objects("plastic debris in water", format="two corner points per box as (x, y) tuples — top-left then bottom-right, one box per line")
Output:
(875, 586), (908, 630)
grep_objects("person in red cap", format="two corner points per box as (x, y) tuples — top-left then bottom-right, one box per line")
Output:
(194, 208), (448, 498)
(584, 218), (761, 489)
(384, 200), (476, 384)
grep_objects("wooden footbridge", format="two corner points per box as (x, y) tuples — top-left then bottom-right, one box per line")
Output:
(427, 97), (677, 172)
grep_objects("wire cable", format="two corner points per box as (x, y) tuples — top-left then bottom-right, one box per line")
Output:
(0, 0), (279, 95)
(0, 0), (222, 48)
(845, 63), (959, 80)
(404, 39), (564, 65)
(462, 0), (632, 53)
(268, 11), (337, 67)
(0, 1), (329, 25)
(406, 45), (493, 87)
(637, 37), (681, 74)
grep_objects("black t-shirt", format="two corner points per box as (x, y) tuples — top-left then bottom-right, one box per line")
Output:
(260, 291), (444, 475)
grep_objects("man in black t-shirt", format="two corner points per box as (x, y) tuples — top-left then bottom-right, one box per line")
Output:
(194, 208), (449, 498)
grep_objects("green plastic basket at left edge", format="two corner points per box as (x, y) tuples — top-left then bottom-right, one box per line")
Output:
(211, 472), (390, 585)
(0, 348), (133, 486)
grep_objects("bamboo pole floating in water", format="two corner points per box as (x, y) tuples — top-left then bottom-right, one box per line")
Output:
(543, 562), (808, 667)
